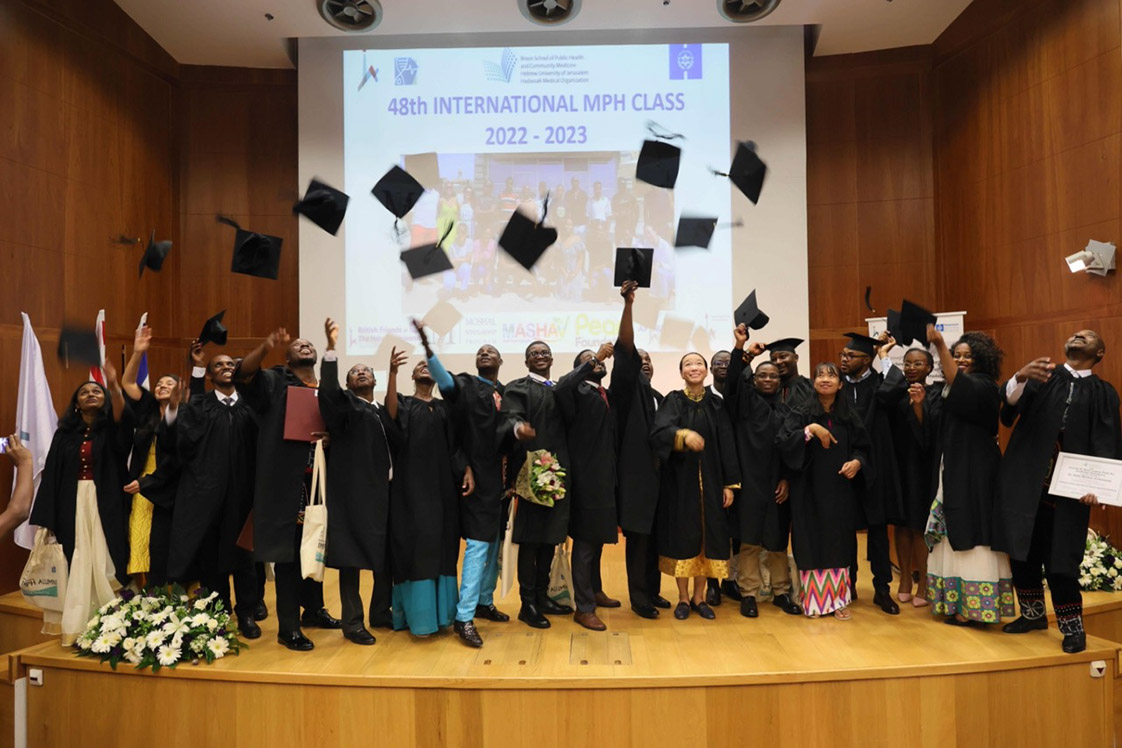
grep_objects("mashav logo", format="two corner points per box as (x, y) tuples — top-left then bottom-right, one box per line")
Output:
(395, 57), (419, 86)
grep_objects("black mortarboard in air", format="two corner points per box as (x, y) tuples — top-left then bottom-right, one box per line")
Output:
(400, 222), (455, 280)
(138, 231), (172, 277)
(636, 140), (681, 190)
(765, 338), (803, 354)
(198, 310), (228, 347)
(57, 325), (101, 367)
(674, 216), (717, 249)
(371, 165), (425, 219)
(293, 179), (349, 236)
(714, 141), (767, 205)
(899, 299), (938, 347)
(613, 247), (654, 288)
(423, 300), (463, 337)
(734, 290), (769, 331)
(218, 216), (283, 280)
(843, 332), (882, 357)
(886, 309), (904, 344)
(499, 194), (558, 271)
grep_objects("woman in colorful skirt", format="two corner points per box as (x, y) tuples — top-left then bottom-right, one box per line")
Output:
(923, 326), (1015, 626)
(778, 362), (870, 620)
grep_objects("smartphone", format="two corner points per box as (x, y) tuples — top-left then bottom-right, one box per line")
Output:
(0, 437), (8, 454)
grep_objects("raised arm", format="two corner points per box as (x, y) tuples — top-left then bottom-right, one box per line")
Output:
(122, 325), (152, 402)
(617, 280), (637, 353)
(927, 324), (956, 389)
(238, 327), (289, 381)
(384, 346), (409, 421)
(188, 340), (207, 400)
(102, 359), (126, 424)
(413, 317), (458, 400)
(0, 434), (34, 537)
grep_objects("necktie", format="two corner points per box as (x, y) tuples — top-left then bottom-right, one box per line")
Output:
(492, 389), (502, 411)
(223, 396), (234, 407)
(544, 380), (554, 387)
(597, 385), (610, 410)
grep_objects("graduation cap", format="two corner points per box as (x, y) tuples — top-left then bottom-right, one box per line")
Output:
(899, 299), (937, 347)
(713, 141), (767, 205)
(400, 222), (455, 279)
(138, 231), (172, 277)
(57, 325), (101, 367)
(293, 179), (349, 236)
(659, 316), (695, 350)
(635, 122), (684, 189)
(423, 300), (463, 337)
(765, 337), (803, 354)
(734, 290), (769, 330)
(198, 310), (228, 347)
(674, 217), (717, 249)
(886, 309), (904, 344)
(499, 194), (558, 271)
(843, 332), (882, 357)
(217, 216), (283, 280)
(371, 165), (425, 219)
(614, 247), (654, 288)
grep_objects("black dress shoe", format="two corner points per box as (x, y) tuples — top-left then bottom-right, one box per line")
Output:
(673, 602), (690, 620)
(454, 620), (484, 648)
(370, 616), (394, 630)
(537, 597), (573, 616)
(277, 630), (314, 651)
(740, 596), (758, 618)
(652, 595), (672, 609)
(1002, 616), (1048, 634)
(343, 628), (376, 645)
(1062, 632), (1087, 653)
(691, 601), (716, 620)
(631, 604), (659, 620)
(301, 608), (343, 629)
(518, 604), (551, 629)
(721, 580), (743, 601)
(237, 614), (262, 640)
(772, 594), (803, 616)
(705, 586), (722, 607)
(872, 591), (900, 615)
(475, 604), (510, 622)
(253, 600), (268, 621)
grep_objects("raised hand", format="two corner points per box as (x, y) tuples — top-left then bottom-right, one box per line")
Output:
(134, 325), (152, 354)
(878, 334), (896, 358)
(1016, 357), (1055, 384)
(926, 323), (943, 348)
(595, 342), (615, 362)
(388, 346), (409, 375)
(733, 323), (749, 348)
(265, 327), (290, 351)
(3, 434), (31, 467)
(748, 341), (766, 358)
(325, 317), (339, 352)
(620, 279), (638, 304)
(189, 339), (206, 368)
(102, 359), (119, 389)
(411, 317), (433, 358)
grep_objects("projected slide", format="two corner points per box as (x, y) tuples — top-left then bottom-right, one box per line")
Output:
(342, 43), (731, 355)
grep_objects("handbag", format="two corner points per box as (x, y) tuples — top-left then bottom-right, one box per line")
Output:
(546, 542), (575, 608)
(20, 527), (68, 613)
(299, 440), (328, 581)
(499, 499), (519, 600)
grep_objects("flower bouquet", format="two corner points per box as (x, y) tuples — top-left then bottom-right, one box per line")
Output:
(1079, 529), (1122, 592)
(513, 449), (566, 508)
(74, 586), (246, 671)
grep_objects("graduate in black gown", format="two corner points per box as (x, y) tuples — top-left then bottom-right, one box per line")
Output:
(703, 349), (739, 606)
(499, 340), (575, 629)
(420, 328), (510, 649)
(767, 338), (814, 408)
(777, 362), (870, 620)
(727, 328), (802, 618)
(169, 344), (261, 639)
(838, 333), (903, 614)
(880, 346), (941, 608)
(998, 329), (1122, 653)
(651, 352), (741, 621)
(236, 324), (341, 651)
(317, 319), (399, 646)
(386, 357), (467, 637)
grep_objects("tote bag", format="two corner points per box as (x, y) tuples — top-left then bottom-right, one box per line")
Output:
(546, 542), (575, 608)
(20, 527), (68, 613)
(499, 499), (519, 600)
(300, 440), (328, 581)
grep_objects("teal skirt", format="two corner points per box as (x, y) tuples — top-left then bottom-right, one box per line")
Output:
(391, 575), (458, 636)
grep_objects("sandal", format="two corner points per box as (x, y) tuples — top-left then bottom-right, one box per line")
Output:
(833, 608), (852, 621)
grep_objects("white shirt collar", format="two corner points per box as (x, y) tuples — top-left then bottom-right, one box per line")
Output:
(708, 384), (724, 399)
(1064, 363), (1094, 378)
(214, 390), (239, 404)
(527, 372), (550, 384)
(845, 368), (874, 384)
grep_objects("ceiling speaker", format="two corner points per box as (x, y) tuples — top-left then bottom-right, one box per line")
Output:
(518, 0), (581, 26)
(318, 0), (383, 32)
(717, 0), (781, 23)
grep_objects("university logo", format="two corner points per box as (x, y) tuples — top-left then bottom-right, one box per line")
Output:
(484, 48), (518, 83)
(395, 57), (419, 86)
(357, 50), (379, 91)
(669, 44), (703, 80)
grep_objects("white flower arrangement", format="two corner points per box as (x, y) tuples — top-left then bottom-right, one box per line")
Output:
(74, 586), (247, 671)
(1079, 529), (1122, 592)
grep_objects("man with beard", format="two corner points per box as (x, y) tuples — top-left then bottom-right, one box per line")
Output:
(236, 325), (342, 651)
(420, 331), (510, 648)
(763, 338), (813, 407)
(998, 330), (1122, 653)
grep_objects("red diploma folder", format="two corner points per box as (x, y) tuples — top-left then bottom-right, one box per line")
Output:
(283, 386), (326, 441)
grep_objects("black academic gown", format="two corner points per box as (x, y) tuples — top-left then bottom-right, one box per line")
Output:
(318, 359), (398, 570)
(998, 368), (1122, 570)
(726, 352), (790, 551)
(778, 405), (870, 570)
(167, 390), (257, 580)
(843, 369), (905, 527)
(938, 373), (1002, 550)
(499, 375), (572, 545)
(235, 364), (320, 563)
(389, 395), (462, 583)
(555, 360), (618, 544)
(121, 389), (180, 583)
(613, 344), (661, 535)
(30, 418), (131, 583)
(651, 390), (741, 563)
(779, 375), (814, 409)
(442, 372), (506, 542)
(882, 377), (942, 533)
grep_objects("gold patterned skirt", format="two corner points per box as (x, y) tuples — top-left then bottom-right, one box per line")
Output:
(659, 554), (730, 579)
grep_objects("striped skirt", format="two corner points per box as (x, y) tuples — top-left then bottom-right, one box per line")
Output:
(799, 567), (851, 617)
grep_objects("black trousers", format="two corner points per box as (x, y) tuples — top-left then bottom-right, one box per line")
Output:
(338, 565), (393, 633)
(201, 546), (261, 619)
(591, 544), (604, 593)
(517, 542), (555, 606)
(273, 524), (326, 633)
(851, 524), (893, 595)
(571, 539), (601, 613)
(623, 530), (661, 608)
(1010, 499), (1082, 631)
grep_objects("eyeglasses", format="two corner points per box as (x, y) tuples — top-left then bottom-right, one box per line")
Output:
(528, 350), (552, 359)
(839, 351), (869, 361)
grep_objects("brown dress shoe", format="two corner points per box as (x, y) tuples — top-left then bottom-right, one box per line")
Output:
(594, 591), (621, 608)
(574, 611), (607, 631)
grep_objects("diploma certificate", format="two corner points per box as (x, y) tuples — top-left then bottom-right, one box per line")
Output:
(1048, 452), (1122, 507)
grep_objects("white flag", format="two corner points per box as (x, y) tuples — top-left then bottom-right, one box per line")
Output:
(88, 309), (106, 385)
(13, 313), (59, 549)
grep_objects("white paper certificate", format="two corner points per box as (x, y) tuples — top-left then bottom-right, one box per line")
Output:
(1048, 452), (1122, 506)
